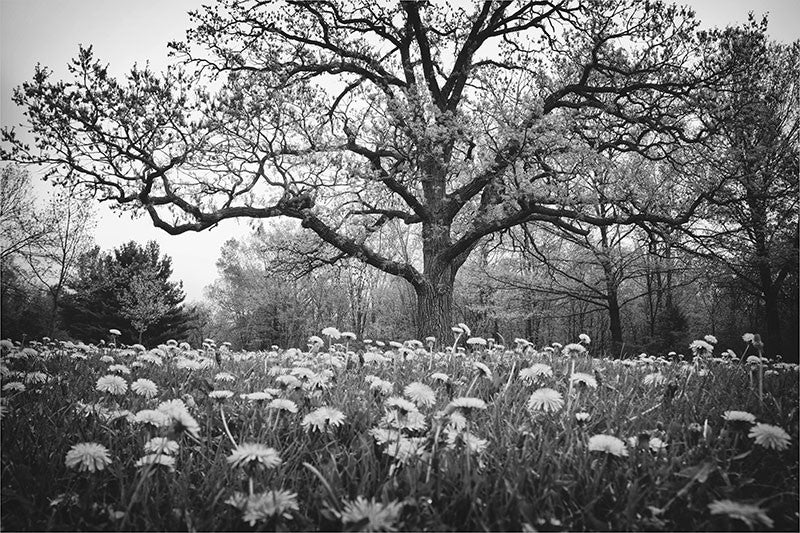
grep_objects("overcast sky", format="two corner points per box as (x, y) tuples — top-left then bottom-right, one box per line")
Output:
(2, 0), (799, 302)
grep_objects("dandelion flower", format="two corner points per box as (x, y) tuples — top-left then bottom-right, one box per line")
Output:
(369, 427), (402, 446)
(321, 327), (341, 340)
(708, 499), (773, 529)
(2, 381), (25, 392)
(215, 372), (236, 382)
(704, 335), (718, 345)
(170, 409), (201, 438)
(446, 431), (489, 454)
(649, 437), (668, 453)
(242, 392), (272, 402)
(135, 454), (176, 471)
(562, 343), (587, 357)
(134, 409), (171, 428)
(144, 437), (179, 455)
(643, 372), (666, 387)
(741, 333), (755, 343)
(96, 375), (127, 395)
(227, 443), (282, 470)
(404, 382), (436, 407)
(276, 375), (301, 390)
(301, 406), (346, 432)
(385, 396), (418, 413)
(99, 355), (115, 364)
(575, 412), (591, 424)
(65, 442), (112, 472)
(689, 339), (713, 356)
(340, 497), (404, 531)
(157, 398), (189, 417)
(209, 390), (234, 401)
(383, 408), (427, 431)
(24, 371), (48, 384)
(430, 372), (449, 383)
(748, 423), (791, 451)
(268, 398), (298, 413)
(519, 364), (554, 383)
(447, 397), (487, 412)
(472, 361), (492, 379)
(722, 410), (756, 425)
(137, 352), (163, 366)
(241, 490), (299, 525)
(587, 434), (628, 457)
(579, 333), (591, 345)
(570, 372), (597, 389)
(370, 379), (394, 395)
(131, 378), (158, 399)
(527, 388), (564, 413)
(108, 364), (131, 375)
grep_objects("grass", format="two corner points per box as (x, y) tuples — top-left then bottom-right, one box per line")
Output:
(1, 336), (797, 531)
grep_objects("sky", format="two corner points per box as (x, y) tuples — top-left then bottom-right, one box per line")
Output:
(2, 0), (799, 303)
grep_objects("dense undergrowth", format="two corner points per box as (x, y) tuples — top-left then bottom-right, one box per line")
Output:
(1, 332), (797, 531)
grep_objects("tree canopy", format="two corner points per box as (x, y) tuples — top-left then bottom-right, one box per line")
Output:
(2, 0), (754, 339)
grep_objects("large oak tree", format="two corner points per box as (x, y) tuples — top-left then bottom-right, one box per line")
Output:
(4, 0), (735, 340)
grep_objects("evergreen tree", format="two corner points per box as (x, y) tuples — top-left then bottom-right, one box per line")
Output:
(61, 241), (191, 345)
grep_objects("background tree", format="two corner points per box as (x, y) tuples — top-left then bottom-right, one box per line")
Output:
(684, 23), (799, 357)
(119, 267), (171, 343)
(0, 165), (51, 262)
(61, 241), (191, 345)
(4, 0), (734, 341)
(22, 192), (95, 337)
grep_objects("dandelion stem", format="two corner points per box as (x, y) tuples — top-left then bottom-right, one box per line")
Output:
(219, 405), (238, 448)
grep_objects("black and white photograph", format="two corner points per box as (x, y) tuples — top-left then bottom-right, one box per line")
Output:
(1, 0), (798, 530)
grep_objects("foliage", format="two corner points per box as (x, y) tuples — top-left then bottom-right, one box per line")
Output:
(61, 241), (191, 345)
(1, 331), (797, 531)
(2, 0), (743, 339)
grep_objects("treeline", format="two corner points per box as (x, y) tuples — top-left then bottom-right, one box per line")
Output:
(1, 171), (194, 346)
(199, 217), (797, 360)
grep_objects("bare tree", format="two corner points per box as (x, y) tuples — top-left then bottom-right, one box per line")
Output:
(23, 192), (95, 336)
(0, 165), (50, 262)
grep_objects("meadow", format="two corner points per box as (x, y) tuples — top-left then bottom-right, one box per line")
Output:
(1, 329), (797, 532)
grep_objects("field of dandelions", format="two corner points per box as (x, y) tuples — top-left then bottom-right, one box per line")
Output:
(1, 327), (798, 532)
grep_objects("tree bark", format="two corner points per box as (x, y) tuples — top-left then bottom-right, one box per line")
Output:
(607, 291), (623, 356)
(415, 281), (454, 343)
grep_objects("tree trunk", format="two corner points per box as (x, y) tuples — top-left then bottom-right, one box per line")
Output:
(415, 280), (453, 344)
(762, 285), (782, 357)
(607, 292), (623, 356)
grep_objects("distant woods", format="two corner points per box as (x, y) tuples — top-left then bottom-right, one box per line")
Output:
(1, 2), (798, 358)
